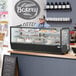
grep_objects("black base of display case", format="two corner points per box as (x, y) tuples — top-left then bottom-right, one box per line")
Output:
(11, 43), (69, 55)
(72, 48), (76, 53)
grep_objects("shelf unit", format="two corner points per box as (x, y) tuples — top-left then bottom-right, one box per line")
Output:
(45, 0), (72, 26)
(45, 2), (72, 11)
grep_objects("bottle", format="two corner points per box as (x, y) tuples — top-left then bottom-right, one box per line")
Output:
(66, 2), (70, 9)
(62, 2), (66, 9)
(46, 2), (50, 9)
(54, 2), (58, 9)
(58, 2), (62, 10)
(50, 2), (54, 10)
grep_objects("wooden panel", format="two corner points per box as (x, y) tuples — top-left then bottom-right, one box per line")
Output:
(8, 50), (76, 59)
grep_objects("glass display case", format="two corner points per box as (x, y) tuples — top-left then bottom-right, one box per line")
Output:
(10, 27), (70, 54)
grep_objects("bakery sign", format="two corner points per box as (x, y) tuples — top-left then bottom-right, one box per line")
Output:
(15, 0), (40, 20)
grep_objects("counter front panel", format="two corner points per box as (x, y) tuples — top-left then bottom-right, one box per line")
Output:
(9, 51), (76, 76)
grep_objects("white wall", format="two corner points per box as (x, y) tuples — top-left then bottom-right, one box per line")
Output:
(8, 0), (46, 26)
(0, 0), (47, 75)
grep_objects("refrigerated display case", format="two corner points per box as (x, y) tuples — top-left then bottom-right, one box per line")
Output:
(70, 27), (76, 53)
(10, 27), (70, 54)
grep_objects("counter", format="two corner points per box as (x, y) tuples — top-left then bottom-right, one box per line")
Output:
(9, 50), (76, 76)
(8, 50), (76, 59)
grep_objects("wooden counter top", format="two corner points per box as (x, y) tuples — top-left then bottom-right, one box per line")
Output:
(8, 50), (76, 59)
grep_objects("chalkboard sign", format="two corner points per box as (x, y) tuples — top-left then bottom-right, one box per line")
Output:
(1, 55), (19, 76)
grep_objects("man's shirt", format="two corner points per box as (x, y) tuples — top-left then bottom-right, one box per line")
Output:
(35, 22), (50, 28)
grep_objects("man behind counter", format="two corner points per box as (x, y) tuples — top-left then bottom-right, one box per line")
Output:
(35, 16), (51, 28)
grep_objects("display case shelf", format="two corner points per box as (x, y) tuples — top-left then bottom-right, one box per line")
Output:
(44, 8), (72, 12)
(46, 18), (72, 23)
(45, 2), (72, 11)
